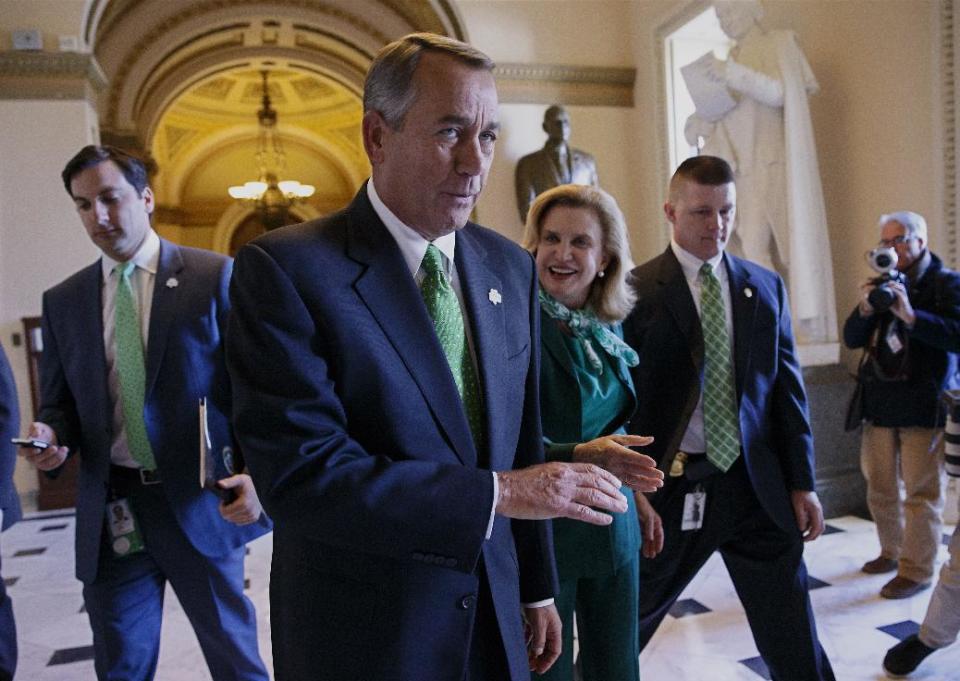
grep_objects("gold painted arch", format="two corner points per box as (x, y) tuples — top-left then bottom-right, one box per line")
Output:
(83, 0), (467, 251)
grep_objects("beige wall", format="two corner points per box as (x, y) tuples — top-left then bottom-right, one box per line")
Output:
(0, 99), (101, 498)
(0, 0), (89, 50)
(458, 1), (643, 254)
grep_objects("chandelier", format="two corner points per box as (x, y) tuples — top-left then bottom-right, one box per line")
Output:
(228, 70), (314, 230)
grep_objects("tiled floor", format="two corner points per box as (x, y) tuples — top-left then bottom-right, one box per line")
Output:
(4, 512), (960, 680)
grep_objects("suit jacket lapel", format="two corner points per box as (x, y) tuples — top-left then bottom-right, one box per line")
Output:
(77, 262), (111, 433)
(723, 254), (758, 399)
(145, 240), (184, 397)
(658, 249), (703, 375)
(347, 195), (477, 467)
(539, 311), (576, 381)
(455, 231), (507, 468)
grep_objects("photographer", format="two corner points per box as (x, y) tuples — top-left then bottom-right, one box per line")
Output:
(844, 211), (960, 600)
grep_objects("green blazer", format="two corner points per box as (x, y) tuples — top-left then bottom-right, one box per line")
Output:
(539, 314), (640, 580)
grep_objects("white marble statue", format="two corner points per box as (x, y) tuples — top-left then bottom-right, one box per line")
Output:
(684, 0), (837, 345)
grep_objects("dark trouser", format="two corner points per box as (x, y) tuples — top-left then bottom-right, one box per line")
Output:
(639, 458), (834, 681)
(83, 479), (266, 681)
(540, 555), (639, 681)
(0, 549), (16, 681)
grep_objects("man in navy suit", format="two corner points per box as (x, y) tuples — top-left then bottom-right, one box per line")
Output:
(624, 156), (834, 679)
(227, 33), (631, 681)
(0, 344), (21, 681)
(18, 145), (270, 680)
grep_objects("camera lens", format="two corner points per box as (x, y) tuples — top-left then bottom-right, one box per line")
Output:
(868, 284), (896, 312)
(874, 253), (894, 269)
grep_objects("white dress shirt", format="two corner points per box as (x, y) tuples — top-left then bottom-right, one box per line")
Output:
(670, 239), (736, 454)
(100, 229), (160, 469)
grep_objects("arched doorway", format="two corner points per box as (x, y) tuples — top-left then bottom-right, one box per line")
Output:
(85, 0), (467, 253)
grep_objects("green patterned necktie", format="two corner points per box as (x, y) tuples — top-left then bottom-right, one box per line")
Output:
(699, 262), (740, 471)
(420, 244), (483, 444)
(114, 261), (157, 470)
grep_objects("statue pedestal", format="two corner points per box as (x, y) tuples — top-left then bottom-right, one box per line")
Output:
(801, 359), (868, 519)
(797, 341), (840, 367)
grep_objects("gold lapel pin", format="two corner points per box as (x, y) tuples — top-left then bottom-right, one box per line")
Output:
(166, 277), (179, 289)
(488, 289), (502, 305)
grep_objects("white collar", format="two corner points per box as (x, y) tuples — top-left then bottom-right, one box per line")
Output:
(367, 179), (456, 276)
(100, 229), (161, 281)
(670, 238), (725, 281)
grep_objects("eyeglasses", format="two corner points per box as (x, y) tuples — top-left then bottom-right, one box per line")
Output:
(878, 235), (915, 248)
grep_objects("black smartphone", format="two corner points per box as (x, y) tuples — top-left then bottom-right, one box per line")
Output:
(11, 438), (50, 449)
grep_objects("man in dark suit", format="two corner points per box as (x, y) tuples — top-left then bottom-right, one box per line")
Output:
(227, 33), (630, 681)
(624, 156), (834, 680)
(18, 145), (270, 680)
(0, 344), (21, 681)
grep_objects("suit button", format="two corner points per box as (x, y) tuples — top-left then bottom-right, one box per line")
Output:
(459, 595), (476, 610)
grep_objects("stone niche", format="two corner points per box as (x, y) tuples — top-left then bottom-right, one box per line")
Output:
(803, 363), (867, 519)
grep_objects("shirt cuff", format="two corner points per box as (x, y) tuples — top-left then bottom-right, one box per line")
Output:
(485, 471), (498, 540)
(522, 598), (555, 608)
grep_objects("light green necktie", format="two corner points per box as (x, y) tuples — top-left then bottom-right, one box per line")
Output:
(699, 262), (740, 472)
(420, 244), (483, 444)
(114, 261), (157, 470)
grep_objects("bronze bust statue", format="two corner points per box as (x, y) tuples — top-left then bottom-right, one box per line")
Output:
(515, 105), (599, 222)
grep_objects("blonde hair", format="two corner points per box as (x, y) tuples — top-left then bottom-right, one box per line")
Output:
(521, 184), (636, 322)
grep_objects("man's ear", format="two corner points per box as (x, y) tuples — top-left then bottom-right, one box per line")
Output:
(362, 111), (388, 165)
(663, 201), (676, 225)
(142, 186), (155, 216)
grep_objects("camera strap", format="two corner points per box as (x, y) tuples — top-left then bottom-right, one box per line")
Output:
(866, 317), (911, 381)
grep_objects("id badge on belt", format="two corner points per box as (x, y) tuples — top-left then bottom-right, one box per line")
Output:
(106, 498), (145, 557)
(681, 484), (706, 531)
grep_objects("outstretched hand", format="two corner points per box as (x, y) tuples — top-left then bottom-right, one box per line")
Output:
(496, 462), (628, 526)
(573, 434), (663, 492)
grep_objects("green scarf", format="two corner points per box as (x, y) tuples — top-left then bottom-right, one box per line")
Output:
(538, 289), (639, 373)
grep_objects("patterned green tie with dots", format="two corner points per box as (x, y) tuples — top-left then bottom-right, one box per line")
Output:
(420, 244), (484, 446)
(699, 262), (740, 472)
(114, 261), (157, 471)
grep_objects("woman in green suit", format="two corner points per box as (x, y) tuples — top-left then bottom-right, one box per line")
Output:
(523, 184), (662, 681)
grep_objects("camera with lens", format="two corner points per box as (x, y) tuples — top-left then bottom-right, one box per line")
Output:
(865, 246), (907, 312)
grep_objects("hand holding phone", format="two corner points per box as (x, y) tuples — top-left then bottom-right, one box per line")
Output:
(11, 437), (50, 450)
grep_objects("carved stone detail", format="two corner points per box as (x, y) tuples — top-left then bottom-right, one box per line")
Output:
(494, 63), (635, 107)
(0, 51), (107, 101)
(942, 0), (958, 267)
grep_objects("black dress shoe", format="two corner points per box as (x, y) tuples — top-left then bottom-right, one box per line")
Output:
(883, 634), (936, 677)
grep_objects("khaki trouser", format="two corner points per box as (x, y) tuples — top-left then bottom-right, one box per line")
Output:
(921, 486), (960, 647)
(860, 424), (945, 582)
